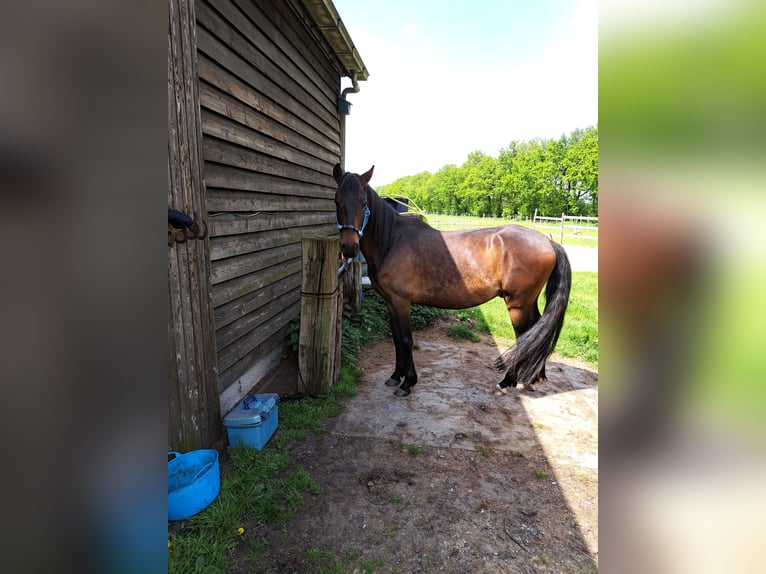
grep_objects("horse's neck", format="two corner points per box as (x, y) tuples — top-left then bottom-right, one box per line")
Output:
(360, 187), (394, 267)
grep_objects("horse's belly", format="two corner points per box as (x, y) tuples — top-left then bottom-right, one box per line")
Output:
(410, 278), (498, 309)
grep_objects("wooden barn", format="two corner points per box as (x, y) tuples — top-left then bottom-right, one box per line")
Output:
(168, 0), (368, 450)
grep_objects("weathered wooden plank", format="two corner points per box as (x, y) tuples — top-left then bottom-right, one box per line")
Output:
(211, 242), (300, 284)
(208, 211), (334, 238)
(216, 322), (291, 398)
(212, 257), (303, 308)
(214, 270), (301, 330)
(206, 187), (335, 214)
(199, 84), (338, 166)
(197, 55), (340, 156)
(202, 137), (330, 186)
(171, 0), (201, 450)
(216, 287), (301, 350)
(298, 236), (341, 394)
(204, 163), (336, 199)
(231, 0), (338, 107)
(268, 0), (339, 83)
(217, 300), (300, 375)
(168, 0), (221, 451)
(196, 4), (339, 135)
(200, 108), (330, 174)
(209, 0), (337, 116)
(209, 222), (334, 261)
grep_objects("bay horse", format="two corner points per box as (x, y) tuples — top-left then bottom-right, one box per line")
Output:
(333, 164), (571, 398)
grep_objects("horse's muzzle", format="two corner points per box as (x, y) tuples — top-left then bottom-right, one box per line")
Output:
(340, 241), (359, 259)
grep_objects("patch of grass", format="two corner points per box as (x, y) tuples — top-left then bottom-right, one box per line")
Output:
(455, 309), (491, 333)
(169, 446), (322, 572)
(344, 548), (361, 562)
(539, 554), (550, 565)
(168, 531), (235, 574)
(389, 494), (404, 505)
(447, 323), (481, 342)
(383, 527), (399, 538)
(300, 547), (351, 574)
(535, 469), (549, 479)
(407, 444), (421, 457)
(476, 445), (491, 457)
(361, 557), (386, 573)
(549, 271), (598, 365)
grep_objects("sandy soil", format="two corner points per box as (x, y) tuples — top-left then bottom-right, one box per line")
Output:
(245, 315), (598, 573)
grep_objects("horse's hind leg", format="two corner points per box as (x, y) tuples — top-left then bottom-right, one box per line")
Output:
(496, 301), (542, 394)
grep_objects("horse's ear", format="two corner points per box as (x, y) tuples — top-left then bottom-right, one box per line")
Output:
(359, 165), (374, 189)
(333, 163), (343, 183)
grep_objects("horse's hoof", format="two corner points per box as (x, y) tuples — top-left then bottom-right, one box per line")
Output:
(493, 384), (508, 397)
(525, 382), (537, 392)
(394, 387), (410, 397)
(385, 378), (400, 387)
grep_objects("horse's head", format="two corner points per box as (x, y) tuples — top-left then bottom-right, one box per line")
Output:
(333, 163), (374, 259)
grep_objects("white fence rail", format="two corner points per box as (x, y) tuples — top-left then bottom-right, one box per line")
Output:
(532, 210), (598, 245)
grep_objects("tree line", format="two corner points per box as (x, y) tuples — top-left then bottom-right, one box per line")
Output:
(377, 125), (598, 218)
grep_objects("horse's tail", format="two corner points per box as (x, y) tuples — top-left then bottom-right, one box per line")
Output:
(495, 241), (572, 385)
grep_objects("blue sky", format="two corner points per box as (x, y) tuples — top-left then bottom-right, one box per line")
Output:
(332, 0), (598, 185)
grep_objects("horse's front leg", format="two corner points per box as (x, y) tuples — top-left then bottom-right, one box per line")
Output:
(384, 312), (405, 388)
(387, 299), (417, 397)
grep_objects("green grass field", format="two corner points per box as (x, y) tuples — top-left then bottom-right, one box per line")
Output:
(424, 213), (599, 248)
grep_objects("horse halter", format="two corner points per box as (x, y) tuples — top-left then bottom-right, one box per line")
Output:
(336, 204), (371, 238)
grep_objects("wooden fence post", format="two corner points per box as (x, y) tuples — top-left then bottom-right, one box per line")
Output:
(299, 236), (341, 395)
(341, 260), (363, 314)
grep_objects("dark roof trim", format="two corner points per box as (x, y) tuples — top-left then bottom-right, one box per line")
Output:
(300, 0), (369, 81)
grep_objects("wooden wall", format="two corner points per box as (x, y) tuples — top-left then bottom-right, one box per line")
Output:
(195, 0), (341, 413)
(168, 0), (221, 451)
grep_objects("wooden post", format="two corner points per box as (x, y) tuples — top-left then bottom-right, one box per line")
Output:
(532, 208), (537, 229)
(341, 260), (363, 314)
(299, 236), (341, 395)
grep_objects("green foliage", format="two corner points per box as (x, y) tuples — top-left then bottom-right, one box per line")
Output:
(378, 126), (598, 217)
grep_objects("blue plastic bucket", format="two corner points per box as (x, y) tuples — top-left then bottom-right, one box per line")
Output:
(167, 449), (220, 521)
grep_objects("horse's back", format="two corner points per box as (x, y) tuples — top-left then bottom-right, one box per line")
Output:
(375, 220), (556, 308)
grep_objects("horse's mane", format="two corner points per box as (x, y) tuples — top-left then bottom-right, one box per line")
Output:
(364, 185), (398, 258)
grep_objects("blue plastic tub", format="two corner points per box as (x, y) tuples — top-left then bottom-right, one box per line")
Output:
(223, 393), (279, 450)
(167, 449), (220, 521)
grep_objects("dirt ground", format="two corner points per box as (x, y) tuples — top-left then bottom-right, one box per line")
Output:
(246, 314), (598, 574)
